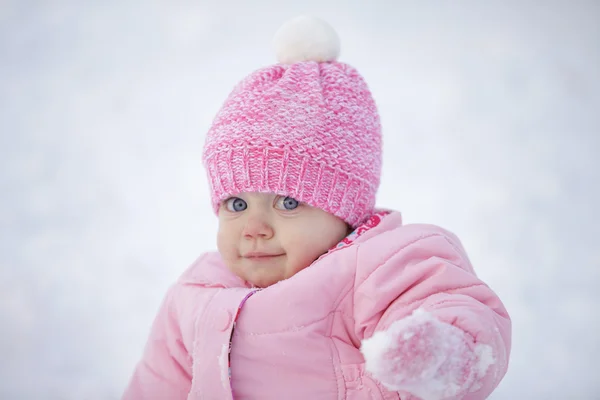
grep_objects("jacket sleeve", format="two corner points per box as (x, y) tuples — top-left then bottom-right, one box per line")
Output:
(122, 282), (192, 400)
(353, 224), (511, 399)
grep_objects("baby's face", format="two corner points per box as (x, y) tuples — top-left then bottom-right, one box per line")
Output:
(217, 192), (349, 288)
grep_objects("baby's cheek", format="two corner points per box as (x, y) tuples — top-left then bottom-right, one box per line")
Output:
(286, 250), (317, 277)
(284, 233), (326, 272)
(217, 227), (235, 253)
(216, 229), (226, 252)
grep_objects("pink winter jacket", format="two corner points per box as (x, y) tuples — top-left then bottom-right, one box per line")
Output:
(123, 212), (511, 399)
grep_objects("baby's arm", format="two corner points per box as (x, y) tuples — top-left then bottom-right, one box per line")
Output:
(122, 284), (192, 399)
(354, 225), (511, 400)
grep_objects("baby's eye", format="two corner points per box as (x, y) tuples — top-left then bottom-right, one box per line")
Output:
(225, 197), (247, 212)
(275, 196), (300, 210)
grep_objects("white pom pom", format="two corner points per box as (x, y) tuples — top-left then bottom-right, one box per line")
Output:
(273, 15), (340, 64)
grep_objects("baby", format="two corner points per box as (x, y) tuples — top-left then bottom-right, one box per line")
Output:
(123, 16), (511, 400)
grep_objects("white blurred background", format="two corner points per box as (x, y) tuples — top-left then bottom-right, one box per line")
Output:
(1, 1), (599, 399)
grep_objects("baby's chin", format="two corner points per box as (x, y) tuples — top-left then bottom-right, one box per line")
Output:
(222, 262), (281, 288)
(238, 261), (313, 288)
(241, 272), (283, 288)
(222, 252), (324, 288)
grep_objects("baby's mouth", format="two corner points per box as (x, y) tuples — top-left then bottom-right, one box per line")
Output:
(243, 252), (285, 260)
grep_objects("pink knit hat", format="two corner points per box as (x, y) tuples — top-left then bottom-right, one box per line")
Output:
(203, 16), (382, 228)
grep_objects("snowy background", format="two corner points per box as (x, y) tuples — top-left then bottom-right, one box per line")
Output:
(1, 1), (599, 399)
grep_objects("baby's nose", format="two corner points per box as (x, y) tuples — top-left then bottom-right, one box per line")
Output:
(243, 216), (274, 239)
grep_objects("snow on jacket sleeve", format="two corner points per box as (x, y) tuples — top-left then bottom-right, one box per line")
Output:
(353, 224), (511, 400)
(122, 282), (192, 400)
